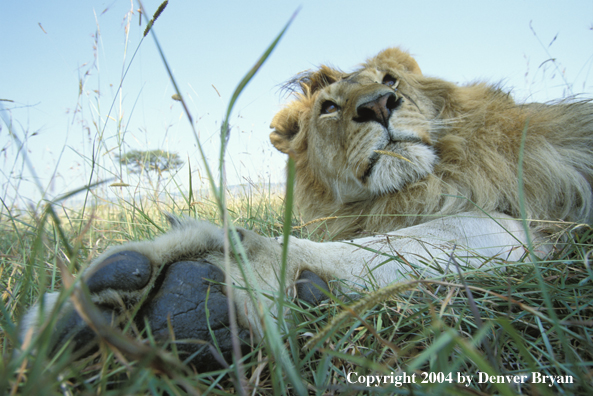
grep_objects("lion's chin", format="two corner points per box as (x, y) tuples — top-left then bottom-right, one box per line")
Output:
(366, 143), (437, 196)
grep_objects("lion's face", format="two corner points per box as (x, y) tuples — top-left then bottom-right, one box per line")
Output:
(270, 48), (444, 203)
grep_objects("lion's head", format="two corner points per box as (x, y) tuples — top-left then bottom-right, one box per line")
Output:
(270, 48), (593, 239)
(270, 48), (444, 202)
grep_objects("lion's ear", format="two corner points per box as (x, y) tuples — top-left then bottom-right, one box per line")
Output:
(269, 106), (300, 154)
(368, 47), (423, 75)
(302, 65), (343, 94)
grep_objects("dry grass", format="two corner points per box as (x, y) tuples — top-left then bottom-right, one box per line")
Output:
(1, 189), (593, 395)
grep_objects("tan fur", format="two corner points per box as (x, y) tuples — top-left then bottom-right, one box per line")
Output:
(270, 48), (593, 239)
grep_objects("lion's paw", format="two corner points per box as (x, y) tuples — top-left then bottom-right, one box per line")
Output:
(54, 251), (251, 371)
(26, 220), (332, 372)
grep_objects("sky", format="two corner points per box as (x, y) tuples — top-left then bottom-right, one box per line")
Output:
(1, 0), (592, 208)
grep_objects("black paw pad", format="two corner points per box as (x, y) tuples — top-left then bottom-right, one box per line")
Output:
(139, 260), (250, 371)
(297, 270), (330, 305)
(51, 305), (115, 356)
(85, 251), (152, 293)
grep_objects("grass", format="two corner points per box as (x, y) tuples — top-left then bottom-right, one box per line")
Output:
(2, 2), (593, 395)
(2, 191), (593, 395)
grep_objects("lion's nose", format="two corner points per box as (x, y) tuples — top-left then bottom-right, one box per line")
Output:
(354, 92), (402, 128)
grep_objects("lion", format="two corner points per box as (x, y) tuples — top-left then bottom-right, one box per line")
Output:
(21, 47), (593, 372)
(270, 47), (593, 239)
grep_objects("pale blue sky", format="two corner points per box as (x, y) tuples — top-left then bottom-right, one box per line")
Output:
(1, 1), (592, 206)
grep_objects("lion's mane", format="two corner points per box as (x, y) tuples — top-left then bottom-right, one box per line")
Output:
(270, 48), (593, 239)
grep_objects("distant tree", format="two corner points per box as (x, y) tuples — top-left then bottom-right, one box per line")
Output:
(117, 149), (184, 181)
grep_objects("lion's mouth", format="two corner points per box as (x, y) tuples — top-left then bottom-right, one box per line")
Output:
(362, 152), (381, 182)
(361, 140), (424, 183)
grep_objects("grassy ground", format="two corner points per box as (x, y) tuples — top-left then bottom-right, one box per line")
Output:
(2, 3), (593, 395)
(1, 187), (593, 395)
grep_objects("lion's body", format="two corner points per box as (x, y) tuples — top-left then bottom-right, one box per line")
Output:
(271, 48), (593, 239)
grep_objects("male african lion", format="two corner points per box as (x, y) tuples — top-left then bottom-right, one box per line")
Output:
(22, 48), (593, 371)
(271, 48), (593, 238)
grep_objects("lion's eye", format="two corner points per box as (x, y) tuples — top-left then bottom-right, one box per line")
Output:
(382, 74), (398, 88)
(320, 101), (339, 115)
